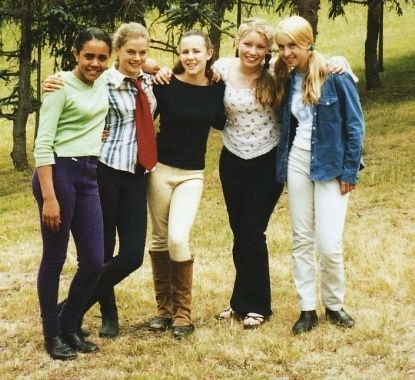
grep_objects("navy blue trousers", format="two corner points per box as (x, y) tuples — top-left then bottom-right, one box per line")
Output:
(32, 157), (104, 338)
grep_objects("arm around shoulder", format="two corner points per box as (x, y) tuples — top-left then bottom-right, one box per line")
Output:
(327, 56), (358, 82)
(211, 81), (227, 130)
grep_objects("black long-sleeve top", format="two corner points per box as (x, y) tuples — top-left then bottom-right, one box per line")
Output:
(153, 75), (226, 170)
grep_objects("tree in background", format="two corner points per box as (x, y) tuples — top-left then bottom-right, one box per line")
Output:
(151, 0), (277, 58)
(1, 0), (38, 170)
(276, 0), (321, 37)
(365, 0), (383, 89)
(0, 0), (280, 170)
(328, 0), (414, 90)
(2, 0), (414, 170)
(0, 0), (168, 170)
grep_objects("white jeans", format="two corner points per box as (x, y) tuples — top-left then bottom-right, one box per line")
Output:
(287, 146), (349, 311)
(148, 163), (204, 262)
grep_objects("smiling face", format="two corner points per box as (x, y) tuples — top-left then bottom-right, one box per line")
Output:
(276, 32), (310, 72)
(73, 39), (110, 85)
(236, 30), (269, 70)
(178, 35), (213, 79)
(116, 37), (149, 78)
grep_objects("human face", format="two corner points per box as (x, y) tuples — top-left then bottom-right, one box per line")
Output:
(276, 33), (310, 72)
(73, 39), (110, 85)
(178, 35), (213, 79)
(236, 30), (268, 70)
(116, 37), (149, 78)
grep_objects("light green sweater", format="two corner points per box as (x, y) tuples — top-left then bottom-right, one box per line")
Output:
(34, 71), (109, 167)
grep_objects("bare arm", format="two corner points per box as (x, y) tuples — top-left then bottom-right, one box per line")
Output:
(36, 166), (61, 232)
(143, 58), (161, 75)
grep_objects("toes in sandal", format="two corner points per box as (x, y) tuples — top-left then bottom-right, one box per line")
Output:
(216, 307), (235, 320)
(243, 312), (266, 329)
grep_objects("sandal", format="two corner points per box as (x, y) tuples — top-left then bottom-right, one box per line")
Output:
(216, 307), (236, 320)
(243, 312), (266, 329)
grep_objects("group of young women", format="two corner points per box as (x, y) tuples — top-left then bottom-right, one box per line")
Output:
(34, 15), (364, 360)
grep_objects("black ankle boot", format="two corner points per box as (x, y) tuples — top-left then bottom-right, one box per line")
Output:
(76, 311), (90, 338)
(292, 310), (318, 335)
(149, 316), (172, 331)
(44, 336), (77, 360)
(99, 308), (119, 338)
(172, 324), (195, 339)
(62, 331), (99, 353)
(325, 308), (355, 327)
(59, 299), (91, 338)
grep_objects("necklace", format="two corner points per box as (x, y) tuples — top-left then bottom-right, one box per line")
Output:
(234, 70), (259, 89)
(236, 61), (261, 87)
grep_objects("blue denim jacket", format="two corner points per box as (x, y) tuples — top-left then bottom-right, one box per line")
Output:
(275, 72), (365, 184)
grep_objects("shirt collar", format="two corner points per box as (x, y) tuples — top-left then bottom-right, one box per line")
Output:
(108, 64), (144, 89)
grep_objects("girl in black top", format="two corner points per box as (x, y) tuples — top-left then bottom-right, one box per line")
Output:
(147, 30), (226, 339)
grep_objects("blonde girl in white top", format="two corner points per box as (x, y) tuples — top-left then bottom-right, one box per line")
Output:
(213, 19), (283, 328)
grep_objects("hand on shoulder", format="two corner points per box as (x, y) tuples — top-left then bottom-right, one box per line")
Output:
(42, 73), (64, 93)
(152, 67), (173, 85)
(327, 56), (358, 82)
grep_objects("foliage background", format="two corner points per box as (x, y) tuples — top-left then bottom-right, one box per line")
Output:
(0, 2), (414, 379)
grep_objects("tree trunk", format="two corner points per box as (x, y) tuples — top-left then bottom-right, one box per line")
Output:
(295, 0), (321, 39)
(365, 0), (381, 90)
(208, 1), (228, 60)
(378, 1), (384, 72)
(235, 0), (242, 57)
(11, 0), (32, 170)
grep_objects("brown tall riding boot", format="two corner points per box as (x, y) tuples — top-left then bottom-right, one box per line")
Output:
(149, 251), (174, 331)
(171, 258), (195, 339)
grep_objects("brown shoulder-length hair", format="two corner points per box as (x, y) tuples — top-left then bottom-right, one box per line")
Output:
(172, 29), (215, 84)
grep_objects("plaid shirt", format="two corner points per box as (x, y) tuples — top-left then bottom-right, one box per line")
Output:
(99, 65), (156, 173)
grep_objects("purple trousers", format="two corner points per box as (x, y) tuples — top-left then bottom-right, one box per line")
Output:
(32, 156), (104, 338)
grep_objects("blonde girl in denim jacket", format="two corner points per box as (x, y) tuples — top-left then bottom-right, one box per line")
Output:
(274, 16), (365, 335)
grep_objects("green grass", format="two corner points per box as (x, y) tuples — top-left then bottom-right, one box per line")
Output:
(1, 2), (415, 379)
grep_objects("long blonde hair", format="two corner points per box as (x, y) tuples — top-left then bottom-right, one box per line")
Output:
(274, 16), (326, 108)
(236, 18), (276, 107)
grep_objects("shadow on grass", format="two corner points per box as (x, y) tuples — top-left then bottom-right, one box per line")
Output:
(0, 168), (32, 198)
(358, 52), (415, 105)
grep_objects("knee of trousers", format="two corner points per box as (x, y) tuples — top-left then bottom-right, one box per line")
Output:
(316, 234), (343, 256)
(292, 233), (315, 252)
(39, 255), (67, 270)
(234, 231), (266, 247)
(78, 258), (103, 280)
(319, 251), (344, 267)
(168, 239), (191, 261)
(149, 235), (168, 253)
(118, 254), (144, 275)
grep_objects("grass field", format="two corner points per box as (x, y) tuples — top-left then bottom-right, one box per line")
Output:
(0, 2), (415, 379)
